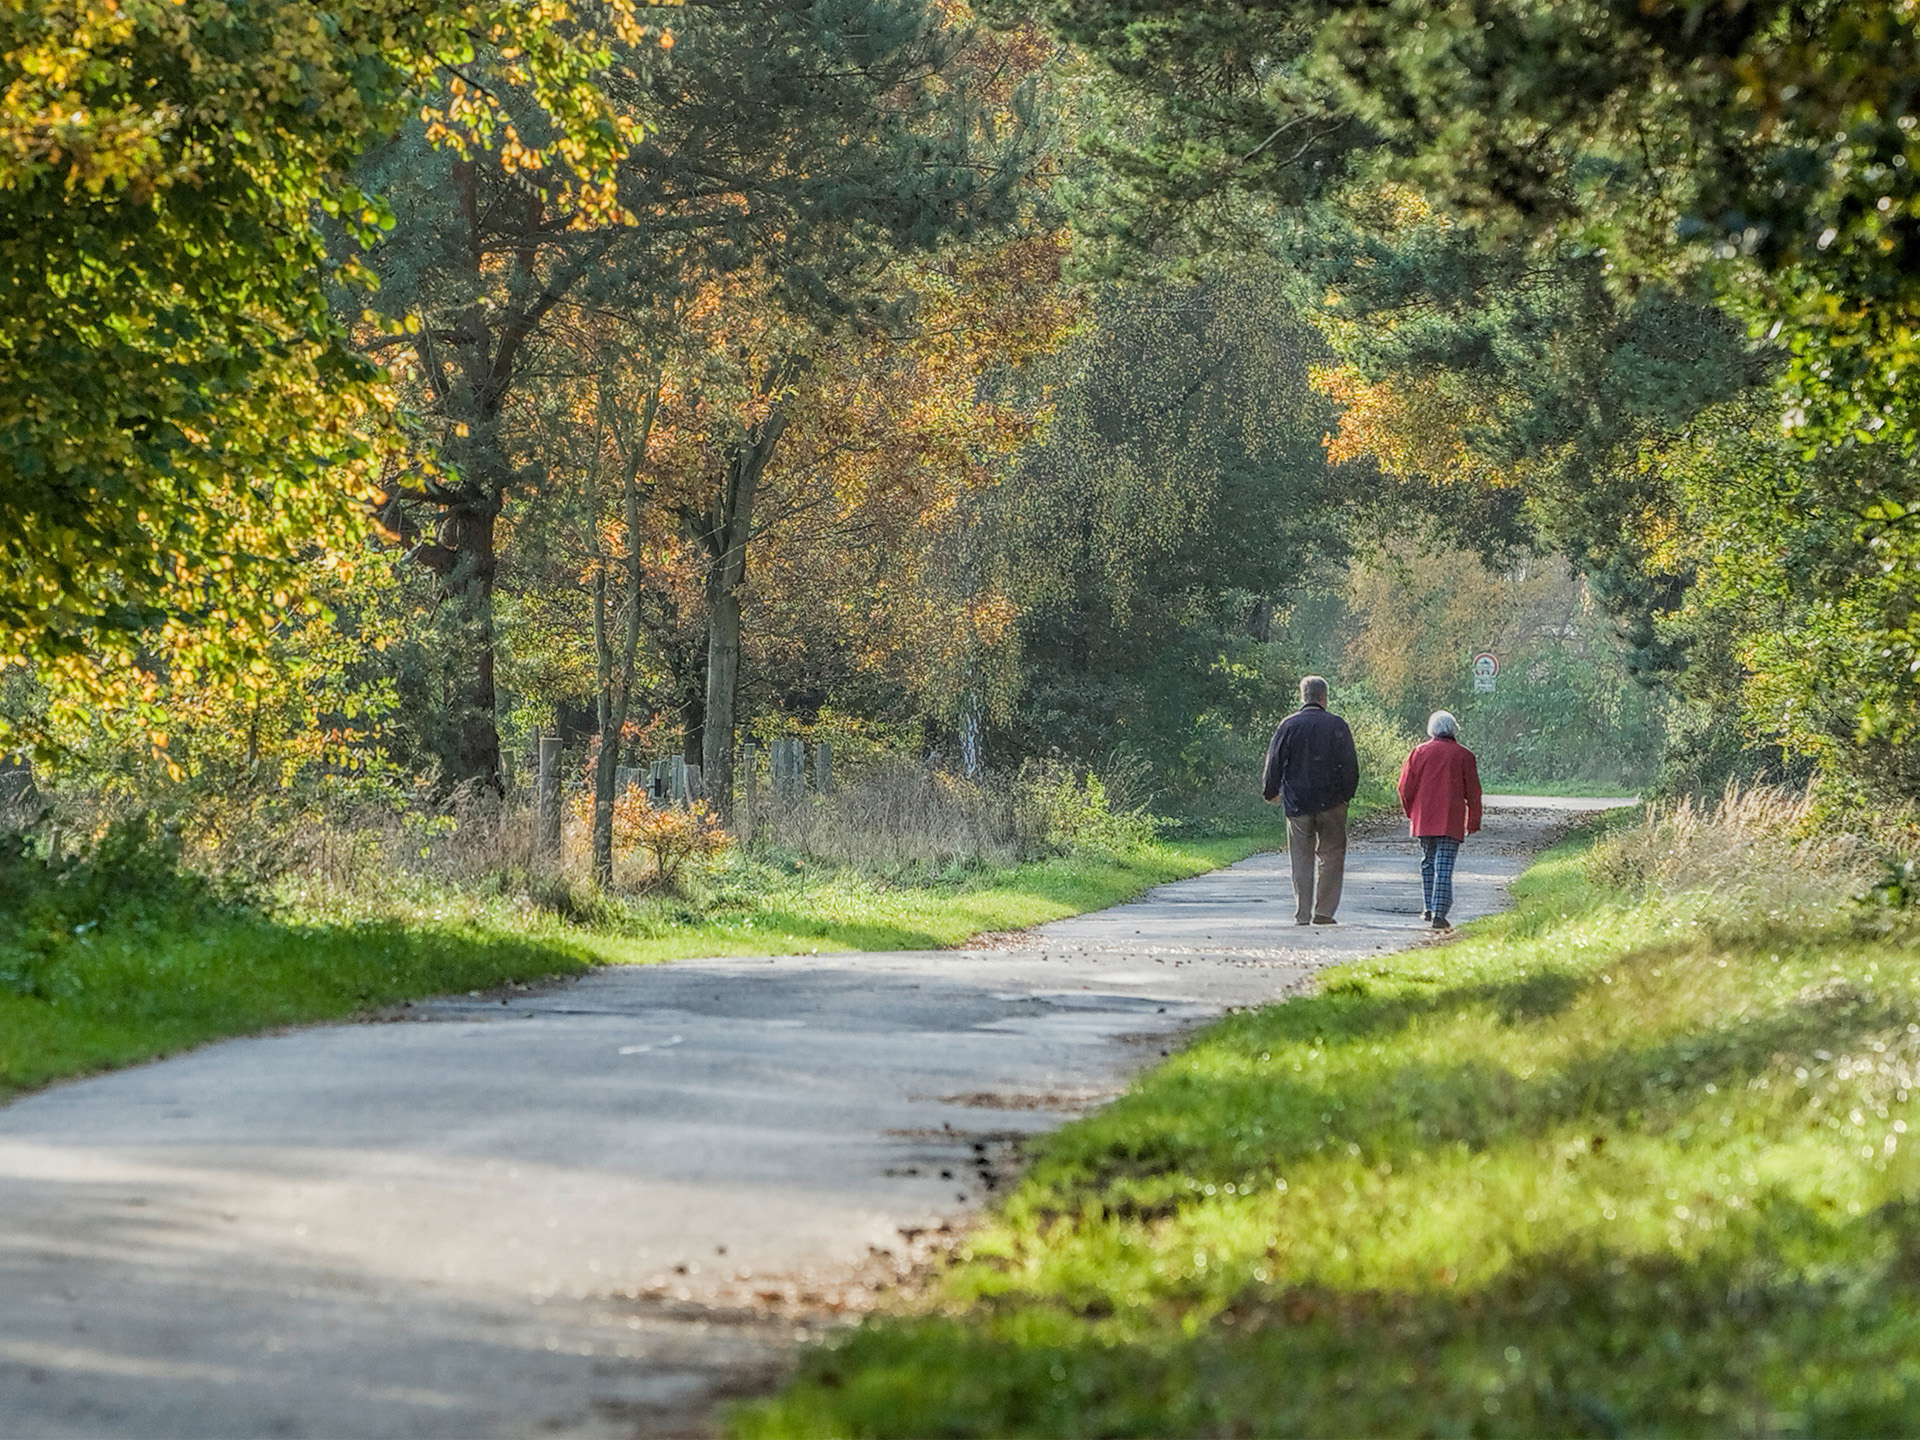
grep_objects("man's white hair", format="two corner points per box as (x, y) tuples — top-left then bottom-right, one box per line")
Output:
(1427, 710), (1458, 738)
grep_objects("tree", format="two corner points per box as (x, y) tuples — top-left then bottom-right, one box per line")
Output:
(973, 266), (1382, 786)
(1022, 0), (1920, 792)
(358, 0), (1041, 791)
(0, 0), (641, 735)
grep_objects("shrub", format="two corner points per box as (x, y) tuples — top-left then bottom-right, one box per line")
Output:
(1014, 758), (1160, 856)
(1342, 696), (1424, 790)
(0, 815), (233, 1001)
(626, 796), (732, 887)
(568, 785), (733, 889)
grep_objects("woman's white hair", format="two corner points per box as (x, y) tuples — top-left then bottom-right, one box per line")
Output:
(1427, 710), (1458, 738)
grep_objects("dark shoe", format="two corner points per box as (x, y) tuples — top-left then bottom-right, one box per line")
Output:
(1421, 910), (1432, 921)
(1312, 915), (1338, 925)
(1430, 915), (1451, 930)
(1294, 918), (1312, 926)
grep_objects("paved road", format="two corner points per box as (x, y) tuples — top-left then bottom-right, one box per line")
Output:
(0, 797), (1630, 1438)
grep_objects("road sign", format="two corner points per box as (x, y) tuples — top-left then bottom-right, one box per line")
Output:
(1471, 651), (1499, 693)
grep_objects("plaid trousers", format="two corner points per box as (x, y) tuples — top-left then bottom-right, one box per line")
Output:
(1419, 836), (1461, 919)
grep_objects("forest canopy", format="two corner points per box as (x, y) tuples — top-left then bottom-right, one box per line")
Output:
(4, 0), (1909, 834)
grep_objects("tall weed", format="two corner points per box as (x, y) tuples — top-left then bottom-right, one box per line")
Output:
(1586, 783), (1878, 931)
(750, 754), (1156, 872)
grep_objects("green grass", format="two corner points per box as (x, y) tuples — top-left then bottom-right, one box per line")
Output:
(0, 833), (1271, 1101)
(579, 836), (1270, 963)
(737, 825), (1920, 1438)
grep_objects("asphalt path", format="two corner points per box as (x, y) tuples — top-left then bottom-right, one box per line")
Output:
(0, 795), (1632, 1438)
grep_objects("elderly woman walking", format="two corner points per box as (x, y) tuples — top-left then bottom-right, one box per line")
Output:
(1397, 710), (1483, 930)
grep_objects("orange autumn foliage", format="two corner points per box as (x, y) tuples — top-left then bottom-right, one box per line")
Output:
(567, 784), (731, 885)
(1311, 363), (1506, 488)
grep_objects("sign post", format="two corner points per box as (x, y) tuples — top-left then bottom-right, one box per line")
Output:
(1471, 651), (1500, 694)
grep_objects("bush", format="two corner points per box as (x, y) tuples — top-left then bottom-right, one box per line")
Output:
(574, 786), (732, 888)
(1342, 697), (1423, 792)
(0, 815), (233, 1002)
(1014, 758), (1160, 856)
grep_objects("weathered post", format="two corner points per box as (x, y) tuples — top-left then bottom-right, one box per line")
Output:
(685, 763), (703, 801)
(772, 737), (804, 806)
(669, 755), (689, 805)
(649, 759), (669, 803)
(813, 740), (833, 796)
(741, 742), (759, 841)
(536, 734), (562, 860)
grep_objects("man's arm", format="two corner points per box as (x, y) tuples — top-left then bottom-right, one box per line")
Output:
(1333, 717), (1359, 804)
(1464, 750), (1483, 835)
(1398, 746), (1417, 814)
(1261, 723), (1286, 803)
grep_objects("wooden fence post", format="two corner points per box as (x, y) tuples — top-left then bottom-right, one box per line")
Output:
(741, 742), (759, 840)
(772, 737), (804, 805)
(536, 734), (562, 861)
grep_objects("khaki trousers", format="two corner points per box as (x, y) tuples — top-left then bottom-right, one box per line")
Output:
(1286, 802), (1348, 922)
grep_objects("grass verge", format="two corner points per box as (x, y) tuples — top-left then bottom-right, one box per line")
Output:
(0, 833), (1271, 1102)
(737, 821), (1920, 1438)
(584, 835), (1269, 964)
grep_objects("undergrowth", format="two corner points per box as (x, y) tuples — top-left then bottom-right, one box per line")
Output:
(738, 802), (1920, 1438)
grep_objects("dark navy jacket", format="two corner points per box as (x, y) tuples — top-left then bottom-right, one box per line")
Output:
(1261, 704), (1360, 817)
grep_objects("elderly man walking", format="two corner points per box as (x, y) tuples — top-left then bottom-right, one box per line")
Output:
(1262, 676), (1360, 925)
(1397, 710), (1483, 930)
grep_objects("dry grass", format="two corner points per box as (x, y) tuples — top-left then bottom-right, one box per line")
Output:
(1587, 783), (1879, 931)
(748, 753), (1157, 872)
(12, 747), (1168, 932)
(752, 755), (1022, 869)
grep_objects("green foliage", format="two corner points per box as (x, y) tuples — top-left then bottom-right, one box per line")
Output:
(983, 270), (1368, 789)
(0, 817), (225, 1002)
(737, 819), (1920, 1438)
(1338, 694), (1422, 793)
(1040, 0), (1920, 450)
(1022, 0), (1920, 805)
(1016, 760), (1160, 856)
(0, 0), (639, 723)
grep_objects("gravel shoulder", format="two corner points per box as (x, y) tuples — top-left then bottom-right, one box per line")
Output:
(0, 798), (1631, 1438)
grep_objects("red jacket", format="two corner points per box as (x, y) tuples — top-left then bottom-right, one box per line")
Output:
(1398, 736), (1483, 842)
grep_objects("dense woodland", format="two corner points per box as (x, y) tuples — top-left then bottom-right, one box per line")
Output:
(6, 0), (1918, 880)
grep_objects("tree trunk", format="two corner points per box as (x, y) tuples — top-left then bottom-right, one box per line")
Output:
(416, 505), (504, 793)
(703, 560), (744, 804)
(590, 557), (620, 888)
(700, 410), (788, 822)
(589, 382), (659, 888)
